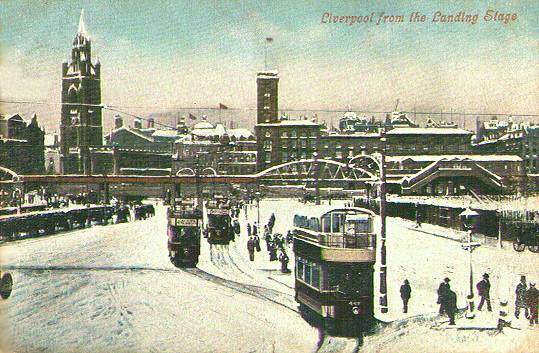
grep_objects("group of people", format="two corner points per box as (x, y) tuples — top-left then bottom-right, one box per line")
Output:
(246, 213), (292, 273)
(399, 274), (538, 327)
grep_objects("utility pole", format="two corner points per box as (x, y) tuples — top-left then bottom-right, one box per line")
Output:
(379, 136), (388, 314)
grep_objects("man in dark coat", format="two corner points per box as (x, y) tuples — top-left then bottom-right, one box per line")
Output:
(477, 273), (492, 311)
(253, 234), (261, 252)
(247, 223), (252, 237)
(400, 279), (412, 313)
(515, 275), (529, 319)
(437, 278), (451, 314)
(525, 283), (538, 325)
(247, 237), (255, 261)
(446, 289), (458, 325)
(279, 251), (291, 273)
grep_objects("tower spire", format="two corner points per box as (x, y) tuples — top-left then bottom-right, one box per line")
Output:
(78, 9), (87, 35)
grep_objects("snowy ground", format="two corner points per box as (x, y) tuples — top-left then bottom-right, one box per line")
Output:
(1, 198), (538, 353)
(0, 204), (320, 353)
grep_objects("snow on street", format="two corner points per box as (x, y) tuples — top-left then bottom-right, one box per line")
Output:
(1, 198), (538, 353)
(0, 204), (319, 353)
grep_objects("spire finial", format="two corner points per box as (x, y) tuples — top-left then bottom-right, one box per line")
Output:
(78, 9), (87, 35)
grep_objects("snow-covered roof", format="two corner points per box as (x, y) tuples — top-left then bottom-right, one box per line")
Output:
(322, 132), (380, 138)
(228, 128), (253, 139)
(387, 155), (522, 163)
(106, 126), (154, 142)
(151, 129), (178, 138)
(193, 120), (214, 130)
(257, 120), (321, 127)
(386, 127), (473, 135)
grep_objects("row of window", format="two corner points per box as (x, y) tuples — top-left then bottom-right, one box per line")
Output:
(296, 257), (322, 289)
(263, 130), (318, 138)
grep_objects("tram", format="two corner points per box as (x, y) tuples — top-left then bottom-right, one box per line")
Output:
(292, 206), (377, 335)
(206, 196), (233, 245)
(167, 199), (203, 267)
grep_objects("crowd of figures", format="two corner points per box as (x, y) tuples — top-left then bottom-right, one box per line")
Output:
(399, 274), (539, 329)
(244, 211), (293, 274)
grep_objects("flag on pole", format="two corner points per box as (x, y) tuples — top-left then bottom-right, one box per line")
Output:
(218, 103), (228, 110)
(188, 113), (197, 120)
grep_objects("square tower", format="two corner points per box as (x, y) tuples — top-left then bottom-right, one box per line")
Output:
(256, 71), (279, 124)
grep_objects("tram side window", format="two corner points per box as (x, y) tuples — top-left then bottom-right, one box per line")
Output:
(304, 262), (312, 284)
(322, 215), (331, 232)
(297, 259), (304, 280)
(332, 213), (344, 233)
(311, 266), (320, 288)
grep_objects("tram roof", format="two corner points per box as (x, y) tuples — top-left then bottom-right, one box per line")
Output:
(294, 206), (375, 220)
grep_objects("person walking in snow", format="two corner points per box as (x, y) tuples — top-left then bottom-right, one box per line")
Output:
(400, 279), (412, 313)
(253, 234), (261, 252)
(437, 277), (451, 315)
(515, 275), (529, 319)
(525, 283), (538, 325)
(477, 273), (492, 312)
(446, 288), (457, 325)
(247, 223), (252, 237)
(415, 203), (422, 228)
(247, 237), (255, 261)
(279, 251), (291, 273)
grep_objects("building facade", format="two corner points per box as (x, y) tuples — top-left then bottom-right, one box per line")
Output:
(60, 11), (103, 174)
(0, 114), (45, 175)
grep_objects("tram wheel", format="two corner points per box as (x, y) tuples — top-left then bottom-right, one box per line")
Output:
(513, 239), (526, 252)
(0, 272), (13, 299)
(528, 244), (539, 253)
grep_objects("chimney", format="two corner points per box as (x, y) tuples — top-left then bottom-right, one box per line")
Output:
(114, 114), (123, 129)
(134, 118), (142, 129)
(148, 117), (155, 129)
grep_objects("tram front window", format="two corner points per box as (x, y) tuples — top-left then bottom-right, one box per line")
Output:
(168, 226), (197, 243)
(327, 264), (373, 297)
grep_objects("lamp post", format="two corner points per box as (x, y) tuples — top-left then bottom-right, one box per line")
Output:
(460, 207), (481, 317)
(313, 152), (320, 205)
(255, 191), (261, 228)
(379, 137), (388, 314)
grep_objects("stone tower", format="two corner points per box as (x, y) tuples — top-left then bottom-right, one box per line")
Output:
(256, 71), (279, 124)
(60, 10), (102, 174)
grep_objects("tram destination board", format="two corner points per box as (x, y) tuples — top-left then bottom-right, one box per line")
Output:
(169, 218), (199, 227)
(207, 209), (229, 216)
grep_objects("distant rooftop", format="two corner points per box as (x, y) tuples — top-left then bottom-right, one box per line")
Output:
(386, 127), (473, 135)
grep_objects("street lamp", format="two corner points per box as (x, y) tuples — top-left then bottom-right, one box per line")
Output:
(255, 191), (261, 228)
(460, 207), (481, 317)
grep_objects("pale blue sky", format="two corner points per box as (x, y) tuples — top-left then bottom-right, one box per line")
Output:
(1, 0), (537, 130)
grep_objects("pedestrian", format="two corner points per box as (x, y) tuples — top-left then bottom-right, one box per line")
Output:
(279, 251), (291, 273)
(525, 283), (539, 325)
(253, 223), (258, 237)
(477, 273), (492, 312)
(515, 275), (529, 319)
(253, 234), (261, 252)
(247, 237), (255, 261)
(247, 223), (251, 237)
(400, 279), (412, 313)
(446, 288), (457, 325)
(265, 232), (272, 250)
(268, 241), (278, 261)
(415, 203), (422, 228)
(437, 277), (451, 315)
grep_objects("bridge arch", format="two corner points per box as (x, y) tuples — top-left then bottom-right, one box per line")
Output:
(0, 166), (20, 182)
(176, 168), (195, 176)
(255, 159), (376, 181)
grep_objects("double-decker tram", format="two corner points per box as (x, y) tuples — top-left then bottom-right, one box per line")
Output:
(167, 199), (203, 267)
(292, 206), (377, 335)
(205, 196), (233, 245)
